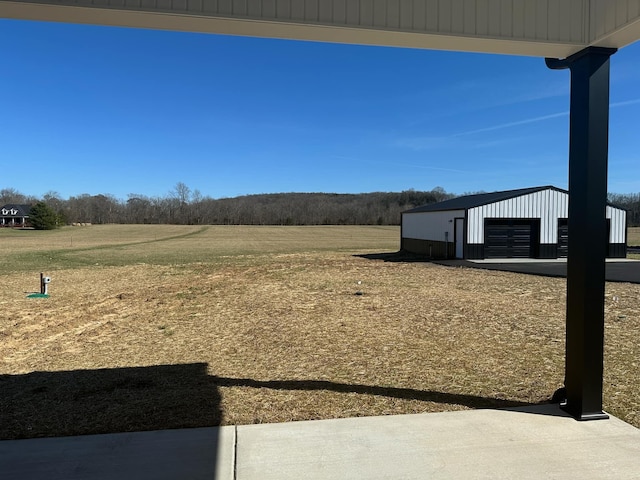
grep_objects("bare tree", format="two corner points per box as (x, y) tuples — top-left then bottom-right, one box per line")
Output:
(171, 182), (191, 205)
(0, 188), (28, 204)
(169, 182), (192, 224)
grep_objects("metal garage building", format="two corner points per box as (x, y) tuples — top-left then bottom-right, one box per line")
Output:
(401, 186), (626, 260)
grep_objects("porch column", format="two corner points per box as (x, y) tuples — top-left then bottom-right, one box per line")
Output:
(546, 46), (616, 420)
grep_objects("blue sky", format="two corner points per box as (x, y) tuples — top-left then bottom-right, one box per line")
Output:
(1, 19), (640, 201)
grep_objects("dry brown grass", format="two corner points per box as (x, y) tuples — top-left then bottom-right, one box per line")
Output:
(628, 226), (640, 246)
(0, 225), (638, 439)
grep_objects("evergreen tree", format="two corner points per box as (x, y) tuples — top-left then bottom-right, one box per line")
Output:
(29, 202), (60, 230)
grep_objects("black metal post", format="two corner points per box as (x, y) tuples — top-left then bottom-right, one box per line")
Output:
(546, 46), (616, 421)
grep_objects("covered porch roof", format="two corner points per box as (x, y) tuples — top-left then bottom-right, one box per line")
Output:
(1, 1), (640, 58)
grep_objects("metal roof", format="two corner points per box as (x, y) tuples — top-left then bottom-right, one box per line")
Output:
(403, 186), (556, 213)
(402, 185), (625, 213)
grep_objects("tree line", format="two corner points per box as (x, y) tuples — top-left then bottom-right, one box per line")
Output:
(4, 186), (640, 227)
(608, 193), (640, 227)
(0, 184), (453, 227)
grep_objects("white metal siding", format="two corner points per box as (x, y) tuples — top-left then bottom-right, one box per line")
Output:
(402, 210), (464, 242)
(468, 189), (567, 244)
(607, 205), (627, 243)
(466, 189), (625, 245)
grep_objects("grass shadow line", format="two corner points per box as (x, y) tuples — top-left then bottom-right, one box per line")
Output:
(211, 376), (543, 410)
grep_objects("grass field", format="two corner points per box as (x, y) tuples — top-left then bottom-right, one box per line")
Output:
(627, 226), (640, 246)
(0, 225), (638, 439)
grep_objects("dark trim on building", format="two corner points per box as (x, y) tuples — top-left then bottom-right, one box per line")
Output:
(402, 237), (454, 259)
(455, 241), (627, 260)
(465, 244), (484, 260)
(539, 244), (557, 259)
(609, 243), (626, 258)
(453, 216), (465, 259)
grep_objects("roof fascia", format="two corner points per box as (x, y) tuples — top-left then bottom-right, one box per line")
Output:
(0, 1), (596, 58)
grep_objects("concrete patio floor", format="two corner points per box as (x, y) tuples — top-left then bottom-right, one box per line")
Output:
(2, 404), (640, 480)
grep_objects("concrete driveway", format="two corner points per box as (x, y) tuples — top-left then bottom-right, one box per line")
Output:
(437, 258), (640, 283)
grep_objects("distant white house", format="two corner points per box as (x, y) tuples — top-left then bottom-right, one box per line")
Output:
(0, 204), (31, 228)
(401, 186), (627, 260)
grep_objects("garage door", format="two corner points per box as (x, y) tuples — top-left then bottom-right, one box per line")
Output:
(558, 219), (569, 258)
(557, 218), (609, 258)
(484, 220), (534, 259)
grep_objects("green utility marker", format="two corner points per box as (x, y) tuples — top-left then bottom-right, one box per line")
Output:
(27, 293), (49, 299)
(27, 273), (52, 298)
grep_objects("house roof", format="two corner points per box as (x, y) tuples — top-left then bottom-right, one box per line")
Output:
(403, 186), (626, 214)
(1, 204), (31, 217)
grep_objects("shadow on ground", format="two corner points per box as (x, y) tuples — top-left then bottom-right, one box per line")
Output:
(1, 363), (548, 440)
(211, 376), (539, 410)
(354, 251), (432, 263)
(0, 363), (222, 440)
(356, 252), (640, 283)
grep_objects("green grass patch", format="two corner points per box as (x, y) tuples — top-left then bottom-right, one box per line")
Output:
(0, 225), (400, 274)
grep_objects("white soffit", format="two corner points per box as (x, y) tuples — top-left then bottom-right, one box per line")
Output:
(0, 1), (639, 57)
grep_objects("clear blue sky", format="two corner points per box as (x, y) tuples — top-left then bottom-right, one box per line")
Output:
(1, 19), (640, 201)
